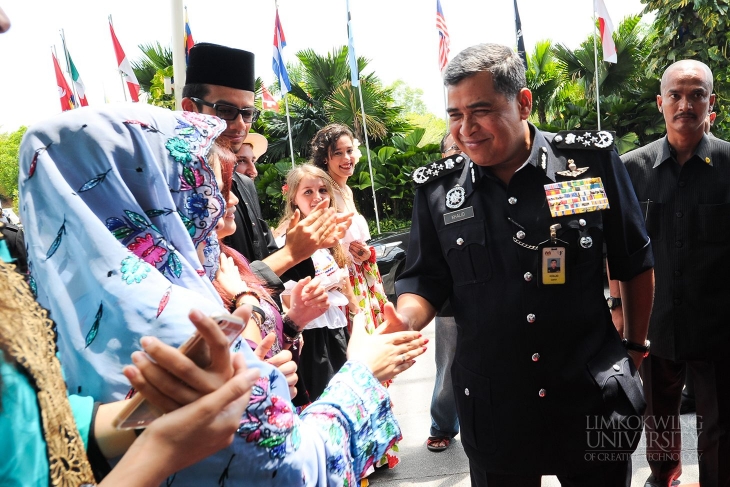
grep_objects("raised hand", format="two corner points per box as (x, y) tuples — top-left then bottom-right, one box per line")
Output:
(122, 308), (246, 412)
(346, 312), (427, 382)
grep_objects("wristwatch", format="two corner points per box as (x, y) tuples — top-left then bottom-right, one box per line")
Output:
(281, 314), (302, 344)
(622, 338), (651, 358)
(606, 296), (622, 310)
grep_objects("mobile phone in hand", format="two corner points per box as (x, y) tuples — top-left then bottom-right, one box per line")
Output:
(112, 313), (247, 430)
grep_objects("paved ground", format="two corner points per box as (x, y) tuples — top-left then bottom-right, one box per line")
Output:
(367, 321), (701, 487)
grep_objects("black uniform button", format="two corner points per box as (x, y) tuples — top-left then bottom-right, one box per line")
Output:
(675, 240), (683, 248)
(674, 270), (682, 277)
(678, 181), (686, 188)
(524, 272), (533, 282)
(508, 197), (518, 205)
(538, 388), (546, 398)
(527, 313), (536, 323)
(676, 211), (683, 218)
(673, 298), (682, 306)
(532, 353), (540, 362)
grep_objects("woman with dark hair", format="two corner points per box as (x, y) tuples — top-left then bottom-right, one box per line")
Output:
(310, 125), (389, 335)
(311, 124), (399, 472)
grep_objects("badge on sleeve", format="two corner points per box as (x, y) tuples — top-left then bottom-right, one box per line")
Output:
(544, 177), (610, 218)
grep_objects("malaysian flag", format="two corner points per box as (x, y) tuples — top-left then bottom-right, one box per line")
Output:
(436, 0), (450, 72)
(272, 9), (291, 94)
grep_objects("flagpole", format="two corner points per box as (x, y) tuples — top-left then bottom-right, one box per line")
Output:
(592, 9), (602, 131)
(171, 0), (186, 110)
(284, 95), (296, 167)
(59, 29), (79, 108)
(109, 15), (128, 102)
(356, 79), (380, 234)
(346, 0), (380, 234)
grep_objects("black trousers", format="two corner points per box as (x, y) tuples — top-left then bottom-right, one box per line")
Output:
(642, 354), (730, 487)
(468, 458), (631, 487)
(298, 326), (349, 402)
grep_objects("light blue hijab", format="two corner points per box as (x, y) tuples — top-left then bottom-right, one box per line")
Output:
(19, 104), (239, 400)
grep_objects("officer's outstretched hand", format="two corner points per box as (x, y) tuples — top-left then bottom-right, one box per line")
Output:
(377, 302), (411, 333)
(347, 312), (426, 382)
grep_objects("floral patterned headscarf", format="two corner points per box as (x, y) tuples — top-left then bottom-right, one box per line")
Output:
(19, 104), (233, 400)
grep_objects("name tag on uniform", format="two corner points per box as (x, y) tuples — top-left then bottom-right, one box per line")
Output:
(544, 177), (610, 218)
(443, 206), (474, 225)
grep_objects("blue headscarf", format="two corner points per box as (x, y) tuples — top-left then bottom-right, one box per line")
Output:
(19, 104), (247, 399)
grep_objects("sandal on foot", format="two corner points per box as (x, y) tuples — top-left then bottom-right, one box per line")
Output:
(426, 436), (451, 452)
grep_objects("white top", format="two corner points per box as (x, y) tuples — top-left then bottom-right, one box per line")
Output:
(276, 237), (348, 330)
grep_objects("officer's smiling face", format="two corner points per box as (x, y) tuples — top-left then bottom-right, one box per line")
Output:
(447, 71), (532, 179)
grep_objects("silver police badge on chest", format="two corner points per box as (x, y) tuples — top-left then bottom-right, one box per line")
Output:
(445, 185), (466, 209)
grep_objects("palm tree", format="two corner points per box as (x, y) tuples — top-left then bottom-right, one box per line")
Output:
(526, 40), (562, 124)
(257, 46), (410, 164)
(131, 42), (173, 92)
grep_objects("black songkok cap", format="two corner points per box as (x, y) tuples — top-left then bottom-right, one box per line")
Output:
(185, 43), (255, 92)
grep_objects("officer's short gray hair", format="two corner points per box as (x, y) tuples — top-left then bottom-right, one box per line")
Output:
(443, 43), (526, 100)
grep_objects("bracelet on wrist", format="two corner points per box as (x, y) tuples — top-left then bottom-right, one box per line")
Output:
(281, 314), (302, 343)
(231, 289), (260, 312)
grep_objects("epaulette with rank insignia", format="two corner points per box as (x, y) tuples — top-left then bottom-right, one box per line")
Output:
(411, 154), (467, 188)
(551, 130), (616, 151)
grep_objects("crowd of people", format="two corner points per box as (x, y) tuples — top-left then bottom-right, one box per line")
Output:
(1, 4), (728, 487)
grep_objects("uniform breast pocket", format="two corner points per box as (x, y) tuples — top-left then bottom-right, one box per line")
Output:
(696, 203), (730, 243)
(437, 220), (492, 286)
(452, 360), (496, 453)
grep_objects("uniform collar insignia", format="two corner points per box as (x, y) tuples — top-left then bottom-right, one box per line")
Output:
(412, 154), (467, 187)
(553, 130), (615, 150)
(556, 159), (589, 177)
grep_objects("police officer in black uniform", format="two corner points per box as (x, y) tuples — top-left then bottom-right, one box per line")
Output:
(390, 44), (655, 486)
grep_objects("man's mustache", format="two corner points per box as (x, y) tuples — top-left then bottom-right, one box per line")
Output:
(674, 113), (697, 120)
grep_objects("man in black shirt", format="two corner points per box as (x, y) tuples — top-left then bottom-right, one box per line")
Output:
(392, 43), (654, 485)
(617, 60), (730, 487)
(182, 43), (339, 291)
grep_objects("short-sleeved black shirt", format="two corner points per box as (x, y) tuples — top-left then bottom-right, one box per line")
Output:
(396, 125), (653, 474)
(622, 134), (730, 361)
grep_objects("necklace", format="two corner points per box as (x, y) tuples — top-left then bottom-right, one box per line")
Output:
(328, 176), (357, 213)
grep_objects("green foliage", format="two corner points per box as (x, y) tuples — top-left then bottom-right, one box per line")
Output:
(132, 42), (173, 92)
(641, 0), (730, 139)
(389, 80), (429, 115)
(256, 46), (410, 165)
(0, 126), (26, 210)
(255, 126), (441, 225)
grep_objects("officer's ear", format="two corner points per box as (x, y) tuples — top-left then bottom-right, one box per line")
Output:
(517, 88), (532, 120)
(656, 94), (663, 113)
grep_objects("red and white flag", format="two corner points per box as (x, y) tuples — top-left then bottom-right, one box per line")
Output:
(52, 53), (74, 112)
(594, 0), (617, 63)
(436, 0), (450, 72)
(109, 21), (140, 101)
(261, 85), (279, 111)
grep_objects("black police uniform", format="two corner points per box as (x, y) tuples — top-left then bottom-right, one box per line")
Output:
(396, 125), (653, 477)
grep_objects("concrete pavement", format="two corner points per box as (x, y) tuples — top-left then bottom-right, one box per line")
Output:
(367, 322), (701, 487)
